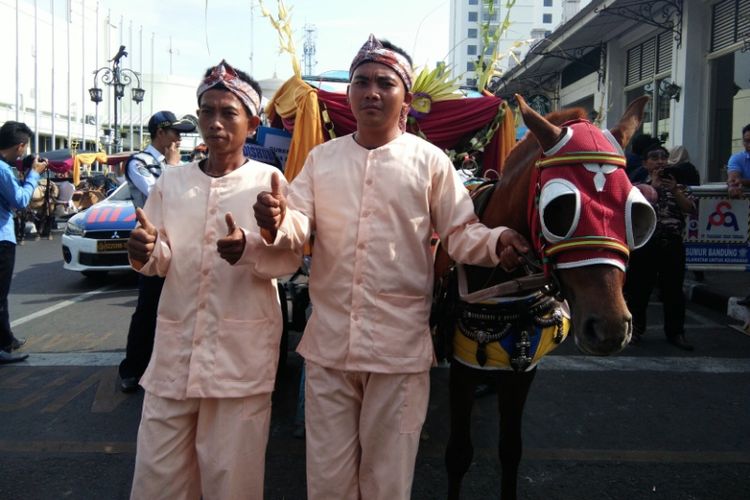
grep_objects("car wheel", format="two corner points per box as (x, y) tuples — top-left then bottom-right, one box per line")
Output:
(81, 270), (109, 279)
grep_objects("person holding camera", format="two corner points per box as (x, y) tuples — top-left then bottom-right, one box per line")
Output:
(625, 144), (696, 351)
(0, 121), (47, 363)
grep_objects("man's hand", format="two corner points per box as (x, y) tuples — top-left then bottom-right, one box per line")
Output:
(165, 142), (181, 166)
(128, 208), (158, 266)
(253, 172), (286, 243)
(217, 212), (245, 265)
(496, 229), (531, 272)
(32, 157), (48, 174)
(728, 178), (743, 199)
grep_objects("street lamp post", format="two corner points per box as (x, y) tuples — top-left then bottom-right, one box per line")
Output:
(88, 45), (145, 153)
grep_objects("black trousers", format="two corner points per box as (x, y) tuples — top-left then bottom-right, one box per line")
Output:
(0, 242), (16, 349)
(119, 274), (165, 380)
(624, 235), (686, 338)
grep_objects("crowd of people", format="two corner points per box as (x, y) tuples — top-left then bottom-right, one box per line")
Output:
(1, 30), (749, 499)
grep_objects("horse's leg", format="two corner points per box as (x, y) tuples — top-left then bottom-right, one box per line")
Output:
(445, 360), (480, 500)
(494, 367), (537, 500)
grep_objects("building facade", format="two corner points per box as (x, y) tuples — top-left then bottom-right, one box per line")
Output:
(449, 0), (592, 87)
(1, 0), (201, 154)
(494, 0), (750, 183)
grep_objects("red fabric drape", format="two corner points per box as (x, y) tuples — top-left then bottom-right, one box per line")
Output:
(316, 89), (506, 171)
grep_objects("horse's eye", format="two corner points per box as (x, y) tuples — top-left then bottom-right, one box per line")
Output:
(625, 186), (657, 249)
(539, 178), (580, 242)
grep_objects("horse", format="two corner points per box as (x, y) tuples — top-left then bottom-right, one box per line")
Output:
(15, 177), (60, 241)
(436, 95), (655, 499)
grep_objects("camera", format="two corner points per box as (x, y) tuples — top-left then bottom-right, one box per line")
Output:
(659, 167), (678, 179)
(21, 155), (47, 173)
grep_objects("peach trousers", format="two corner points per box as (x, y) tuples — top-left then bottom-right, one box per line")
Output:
(130, 391), (272, 500)
(305, 360), (430, 499)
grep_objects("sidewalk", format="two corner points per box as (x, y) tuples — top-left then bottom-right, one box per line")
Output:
(683, 269), (749, 313)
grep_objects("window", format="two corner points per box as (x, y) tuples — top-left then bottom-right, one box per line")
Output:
(468, 0), (478, 4)
(466, 78), (477, 87)
(467, 45), (477, 56)
(543, 13), (552, 23)
(482, 10), (497, 21)
(467, 28), (477, 38)
(544, 0), (553, 6)
(467, 62), (476, 72)
(468, 11), (478, 22)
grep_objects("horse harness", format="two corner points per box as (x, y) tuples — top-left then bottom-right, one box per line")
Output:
(435, 180), (567, 373)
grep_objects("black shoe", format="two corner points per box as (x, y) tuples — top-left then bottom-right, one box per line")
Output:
(120, 376), (140, 393)
(1, 337), (26, 353)
(667, 335), (694, 351)
(10, 337), (26, 351)
(737, 296), (750, 307)
(0, 350), (29, 364)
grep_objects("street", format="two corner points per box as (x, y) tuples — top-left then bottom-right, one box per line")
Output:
(1, 236), (749, 499)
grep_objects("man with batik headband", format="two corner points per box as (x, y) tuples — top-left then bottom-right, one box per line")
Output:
(254, 35), (530, 499)
(128, 60), (300, 500)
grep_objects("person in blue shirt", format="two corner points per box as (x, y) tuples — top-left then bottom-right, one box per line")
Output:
(0, 121), (48, 363)
(727, 123), (750, 198)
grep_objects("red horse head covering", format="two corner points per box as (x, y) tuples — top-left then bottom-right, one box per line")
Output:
(516, 93), (656, 275)
(349, 34), (413, 90)
(534, 118), (635, 271)
(197, 60), (261, 116)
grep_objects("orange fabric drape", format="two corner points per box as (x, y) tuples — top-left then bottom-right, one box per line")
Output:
(72, 152), (108, 186)
(265, 76), (325, 182)
(496, 101), (516, 173)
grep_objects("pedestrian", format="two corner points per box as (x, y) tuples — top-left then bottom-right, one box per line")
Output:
(0, 121), (47, 363)
(253, 34), (530, 499)
(118, 110), (195, 393)
(625, 144), (696, 350)
(127, 61), (301, 499)
(727, 123), (750, 199)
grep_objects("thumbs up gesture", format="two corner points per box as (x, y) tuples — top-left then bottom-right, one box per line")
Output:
(128, 208), (158, 266)
(253, 172), (286, 243)
(217, 212), (246, 265)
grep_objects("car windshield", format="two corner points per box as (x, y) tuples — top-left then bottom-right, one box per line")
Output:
(107, 183), (132, 201)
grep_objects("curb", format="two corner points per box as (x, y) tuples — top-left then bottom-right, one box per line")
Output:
(683, 280), (729, 313)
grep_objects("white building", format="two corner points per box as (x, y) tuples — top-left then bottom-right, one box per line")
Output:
(494, 0), (750, 183)
(1, 0), (202, 154)
(449, 0), (592, 87)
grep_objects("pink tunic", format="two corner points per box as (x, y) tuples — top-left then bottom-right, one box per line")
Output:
(273, 133), (508, 372)
(134, 160), (301, 399)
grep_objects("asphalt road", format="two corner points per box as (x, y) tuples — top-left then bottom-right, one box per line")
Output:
(1, 236), (749, 499)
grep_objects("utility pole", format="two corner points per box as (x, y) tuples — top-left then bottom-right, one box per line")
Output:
(302, 24), (317, 76)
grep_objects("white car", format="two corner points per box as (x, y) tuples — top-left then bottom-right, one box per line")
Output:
(61, 183), (136, 277)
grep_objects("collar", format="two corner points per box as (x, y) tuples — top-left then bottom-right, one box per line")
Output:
(144, 144), (166, 165)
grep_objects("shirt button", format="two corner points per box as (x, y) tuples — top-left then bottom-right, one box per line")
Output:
(358, 243), (365, 250)
(199, 302), (206, 309)
(210, 208), (217, 215)
(202, 268), (209, 276)
(352, 314), (359, 322)
(366, 179), (373, 185)
(356, 278), (363, 285)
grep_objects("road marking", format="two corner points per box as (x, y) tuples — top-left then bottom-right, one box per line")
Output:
(11, 352), (750, 373)
(10, 284), (129, 328)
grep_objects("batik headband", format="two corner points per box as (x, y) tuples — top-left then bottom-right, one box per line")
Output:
(197, 60), (261, 116)
(349, 34), (413, 90)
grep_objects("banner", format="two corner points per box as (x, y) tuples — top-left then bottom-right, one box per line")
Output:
(684, 185), (750, 270)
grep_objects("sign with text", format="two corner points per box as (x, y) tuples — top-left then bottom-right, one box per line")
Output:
(256, 126), (292, 171)
(683, 187), (750, 270)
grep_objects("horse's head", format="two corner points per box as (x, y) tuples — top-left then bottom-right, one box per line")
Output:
(517, 94), (655, 355)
